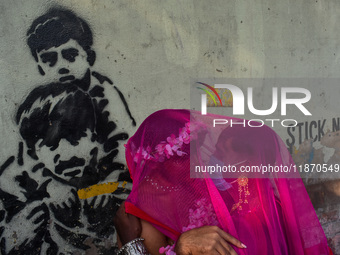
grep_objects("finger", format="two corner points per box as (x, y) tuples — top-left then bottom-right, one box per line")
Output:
(224, 243), (238, 255)
(228, 249), (238, 255)
(203, 249), (220, 255)
(217, 238), (240, 255)
(217, 228), (246, 249)
(219, 239), (235, 255)
(214, 241), (229, 255)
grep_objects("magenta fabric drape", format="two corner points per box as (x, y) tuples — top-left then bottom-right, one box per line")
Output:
(125, 109), (330, 255)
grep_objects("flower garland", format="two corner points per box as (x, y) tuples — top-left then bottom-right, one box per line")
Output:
(133, 122), (205, 163)
(159, 244), (176, 255)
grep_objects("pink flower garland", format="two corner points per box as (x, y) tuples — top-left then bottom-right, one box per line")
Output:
(159, 244), (176, 255)
(133, 122), (191, 163)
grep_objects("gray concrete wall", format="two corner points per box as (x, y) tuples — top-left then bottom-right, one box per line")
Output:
(0, 0), (339, 254)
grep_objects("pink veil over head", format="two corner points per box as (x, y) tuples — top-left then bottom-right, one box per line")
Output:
(125, 109), (331, 255)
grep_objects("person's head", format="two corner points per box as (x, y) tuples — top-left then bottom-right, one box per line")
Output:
(16, 83), (119, 188)
(27, 7), (96, 83)
(213, 123), (276, 166)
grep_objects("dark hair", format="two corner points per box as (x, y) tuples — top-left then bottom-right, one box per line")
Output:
(16, 83), (116, 159)
(27, 7), (95, 65)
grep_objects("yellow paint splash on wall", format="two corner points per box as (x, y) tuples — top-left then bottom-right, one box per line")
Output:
(77, 181), (127, 199)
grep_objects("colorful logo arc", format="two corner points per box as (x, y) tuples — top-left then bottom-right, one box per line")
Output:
(196, 82), (223, 107)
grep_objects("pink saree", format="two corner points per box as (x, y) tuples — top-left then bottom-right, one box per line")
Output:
(124, 109), (331, 255)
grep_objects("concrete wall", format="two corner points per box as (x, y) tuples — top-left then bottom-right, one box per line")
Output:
(0, 0), (339, 254)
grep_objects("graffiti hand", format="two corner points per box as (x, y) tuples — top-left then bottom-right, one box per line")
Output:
(83, 194), (123, 236)
(27, 203), (49, 225)
(86, 194), (112, 208)
(15, 171), (51, 203)
(49, 189), (83, 228)
(85, 195), (99, 208)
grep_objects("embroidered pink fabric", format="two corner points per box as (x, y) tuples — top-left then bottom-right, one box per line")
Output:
(125, 109), (331, 255)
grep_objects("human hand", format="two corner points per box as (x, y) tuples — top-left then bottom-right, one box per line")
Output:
(175, 226), (246, 255)
(113, 201), (142, 246)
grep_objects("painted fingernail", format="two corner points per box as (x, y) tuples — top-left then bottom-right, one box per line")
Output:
(241, 243), (247, 248)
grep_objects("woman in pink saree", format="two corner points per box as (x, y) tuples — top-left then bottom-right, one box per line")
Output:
(118, 109), (332, 255)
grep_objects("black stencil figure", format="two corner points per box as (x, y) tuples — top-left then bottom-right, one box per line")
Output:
(25, 7), (135, 126)
(0, 7), (135, 255)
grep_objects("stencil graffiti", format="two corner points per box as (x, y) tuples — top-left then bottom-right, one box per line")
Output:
(0, 7), (135, 254)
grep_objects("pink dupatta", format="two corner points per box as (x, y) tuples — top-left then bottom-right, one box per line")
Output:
(125, 109), (331, 255)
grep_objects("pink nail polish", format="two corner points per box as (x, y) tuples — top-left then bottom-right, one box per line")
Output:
(241, 243), (247, 248)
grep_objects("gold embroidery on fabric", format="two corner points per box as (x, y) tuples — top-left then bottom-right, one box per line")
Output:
(231, 175), (250, 212)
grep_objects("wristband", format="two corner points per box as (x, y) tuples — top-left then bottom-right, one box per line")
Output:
(118, 238), (150, 255)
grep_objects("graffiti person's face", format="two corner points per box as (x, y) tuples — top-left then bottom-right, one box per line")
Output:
(37, 135), (102, 182)
(37, 39), (89, 83)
